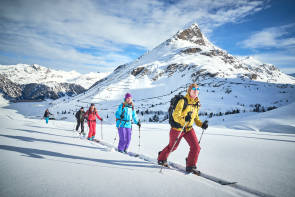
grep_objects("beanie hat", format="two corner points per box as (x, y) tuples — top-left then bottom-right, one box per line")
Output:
(125, 93), (132, 100)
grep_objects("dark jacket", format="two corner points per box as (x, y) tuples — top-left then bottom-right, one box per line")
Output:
(44, 110), (52, 118)
(75, 110), (85, 121)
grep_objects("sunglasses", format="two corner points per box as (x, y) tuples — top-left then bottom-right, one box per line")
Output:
(191, 87), (200, 91)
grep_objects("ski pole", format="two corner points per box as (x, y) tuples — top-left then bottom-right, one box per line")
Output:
(73, 122), (76, 132)
(199, 129), (205, 144)
(112, 128), (118, 146)
(167, 111), (193, 158)
(101, 120), (103, 140)
(138, 121), (141, 152)
(160, 120), (189, 173)
(199, 120), (208, 144)
(160, 109), (194, 173)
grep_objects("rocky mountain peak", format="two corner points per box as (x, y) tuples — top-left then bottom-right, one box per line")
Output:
(31, 64), (41, 70)
(175, 23), (206, 45)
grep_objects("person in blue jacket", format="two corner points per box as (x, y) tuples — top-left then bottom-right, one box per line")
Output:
(115, 93), (141, 153)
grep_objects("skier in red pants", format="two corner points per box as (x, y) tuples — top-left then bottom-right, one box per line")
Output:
(84, 103), (103, 141)
(158, 83), (208, 173)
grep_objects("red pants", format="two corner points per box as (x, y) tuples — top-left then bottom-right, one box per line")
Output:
(87, 121), (96, 138)
(158, 128), (201, 167)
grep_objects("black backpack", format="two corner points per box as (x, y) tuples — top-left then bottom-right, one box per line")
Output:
(168, 95), (188, 128)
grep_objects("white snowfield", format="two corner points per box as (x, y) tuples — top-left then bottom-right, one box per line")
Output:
(0, 95), (295, 197)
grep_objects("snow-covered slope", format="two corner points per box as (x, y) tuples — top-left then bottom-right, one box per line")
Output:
(220, 101), (295, 133)
(1, 96), (295, 197)
(49, 23), (295, 123)
(0, 64), (110, 89)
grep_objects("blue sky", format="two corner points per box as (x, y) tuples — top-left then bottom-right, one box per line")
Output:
(0, 0), (294, 74)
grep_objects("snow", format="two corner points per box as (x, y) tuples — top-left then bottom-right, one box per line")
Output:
(0, 64), (110, 89)
(220, 102), (295, 133)
(1, 23), (295, 197)
(0, 100), (238, 197)
(1, 95), (295, 197)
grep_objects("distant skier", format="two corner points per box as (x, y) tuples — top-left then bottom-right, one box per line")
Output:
(75, 107), (85, 135)
(43, 109), (53, 124)
(115, 93), (141, 153)
(157, 83), (208, 173)
(84, 103), (103, 141)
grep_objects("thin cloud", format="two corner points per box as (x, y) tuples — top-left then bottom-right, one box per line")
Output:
(0, 0), (268, 72)
(240, 24), (295, 49)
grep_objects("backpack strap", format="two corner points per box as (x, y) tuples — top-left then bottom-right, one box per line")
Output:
(182, 97), (188, 111)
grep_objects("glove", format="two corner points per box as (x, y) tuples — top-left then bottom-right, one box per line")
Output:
(201, 120), (208, 130)
(137, 121), (141, 128)
(185, 112), (192, 122)
(101, 118), (103, 121)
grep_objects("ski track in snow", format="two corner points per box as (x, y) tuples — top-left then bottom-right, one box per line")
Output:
(84, 134), (277, 197)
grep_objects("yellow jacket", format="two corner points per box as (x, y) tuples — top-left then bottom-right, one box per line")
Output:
(172, 93), (203, 132)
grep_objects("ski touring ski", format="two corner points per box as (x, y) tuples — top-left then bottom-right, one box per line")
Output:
(198, 173), (237, 185)
(79, 132), (237, 186)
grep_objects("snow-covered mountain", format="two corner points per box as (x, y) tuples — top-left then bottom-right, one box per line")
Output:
(49, 23), (295, 122)
(0, 74), (86, 101)
(0, 64), (110, 89)
(0, 64), (110, 100)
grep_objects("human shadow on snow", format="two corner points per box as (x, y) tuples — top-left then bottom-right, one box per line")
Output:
(0, 144), (158, 169)
(0, 134), (105, 151)
(8, 128), (76, 138)
(26, 124), (75, 132)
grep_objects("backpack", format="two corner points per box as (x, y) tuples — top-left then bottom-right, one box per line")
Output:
(75, 111), (79, 119)
(85, 108), (97, 120)
(168, 95), (188, 128)
(116, 103), (134, 122)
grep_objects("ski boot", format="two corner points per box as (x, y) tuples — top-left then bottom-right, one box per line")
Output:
(186, 166), (200, 175)
(158, 160), (168, 167)
(158, 151), (168, 167)
(186, 158), (200, 175)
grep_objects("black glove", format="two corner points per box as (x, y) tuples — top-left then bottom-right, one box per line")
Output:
(137, 122), (141, 128)
(201, 120), (208, 130)
(101, 118), (103, 121)
(185, 112), (192, 122)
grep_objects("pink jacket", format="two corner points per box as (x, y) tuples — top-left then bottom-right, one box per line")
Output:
(84, 108), (102, 121)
